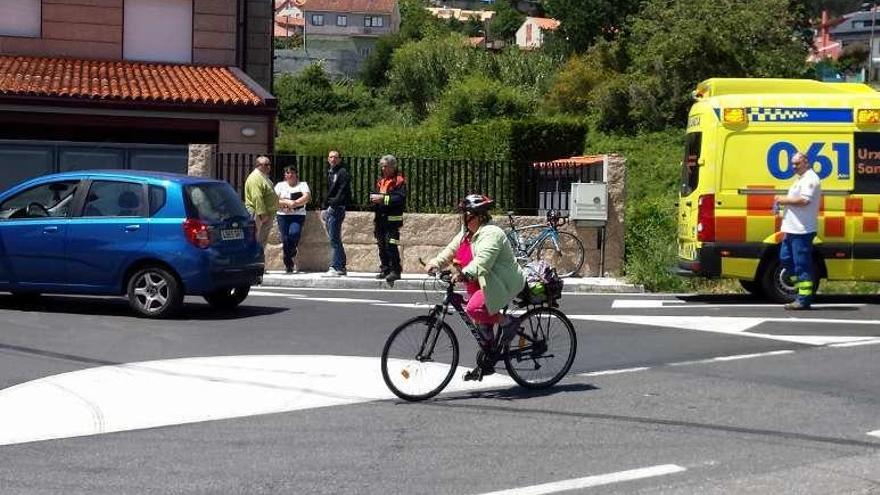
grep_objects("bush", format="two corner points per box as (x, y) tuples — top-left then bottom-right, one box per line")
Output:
(509, 118), (587, 162)
(433, 75), (531, 126)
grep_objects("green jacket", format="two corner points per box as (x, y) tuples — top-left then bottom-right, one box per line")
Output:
(431, 224), (526, 314)
(244, 169), (277, 217)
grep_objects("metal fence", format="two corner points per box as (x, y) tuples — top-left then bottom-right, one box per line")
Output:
(215, 153), (603, 215)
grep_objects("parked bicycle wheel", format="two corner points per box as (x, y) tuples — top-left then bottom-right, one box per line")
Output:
(381, 315), (459, 401)
(503, 306), (577, 389)
(535, 231), (585, 278)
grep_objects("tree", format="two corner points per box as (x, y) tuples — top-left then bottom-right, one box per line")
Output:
(618, 0), (811, 130)
(542, 0), (642, 55)
(489, 1), (524, 41)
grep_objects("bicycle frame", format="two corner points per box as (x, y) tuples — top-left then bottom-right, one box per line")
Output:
(506, 222), (561, 259)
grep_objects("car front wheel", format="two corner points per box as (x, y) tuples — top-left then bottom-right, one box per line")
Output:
(127, 266), (183, 318)
(203, 285), (250, 309)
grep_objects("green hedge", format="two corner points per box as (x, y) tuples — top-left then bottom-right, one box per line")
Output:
(276, 117), (587, 162)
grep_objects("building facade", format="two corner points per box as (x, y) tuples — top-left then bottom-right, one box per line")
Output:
(0, 0), (276, 189)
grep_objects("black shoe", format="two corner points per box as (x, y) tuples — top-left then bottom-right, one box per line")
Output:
(285, 266), (293, 274)
(463, 367), (484, 381)
(375, 270), (389, 279)
(385, 271), (401, 284)
(784, 301), (811, 310)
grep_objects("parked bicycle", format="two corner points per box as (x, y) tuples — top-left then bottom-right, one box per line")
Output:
(380, 269), (577, 402)
(504, 210), (585, 278)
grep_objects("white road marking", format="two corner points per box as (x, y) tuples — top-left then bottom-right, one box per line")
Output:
(612, 300), (686, 308)
(829, 338), (880, 348)
(578, 367), (651, 377)
(373, 303), (435, 309)
(567, 314), (880, 346)
(711, 350), (795, 361)
(296, 297), (387, 304)
(0, 355), (513, 447)
(474, 464), (687, 495)
(868, 430), (880, 438)
(248, 290), (306, 298)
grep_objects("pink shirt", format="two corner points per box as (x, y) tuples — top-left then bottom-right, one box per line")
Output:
(455, 235), (481, 294)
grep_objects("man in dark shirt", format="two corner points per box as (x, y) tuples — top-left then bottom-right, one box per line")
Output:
(321, 150), (351, 277)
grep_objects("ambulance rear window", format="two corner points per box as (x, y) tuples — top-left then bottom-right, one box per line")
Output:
(680, 132), (702, 196)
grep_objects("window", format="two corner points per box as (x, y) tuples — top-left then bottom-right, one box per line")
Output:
(0, 181), (80, 220)
(83, 181), (146, 217)
(123, 0), (193, 63)
(0, 0), (40, 37)
(311, 14), (324, 26)
(680, 132), (702, 197)
(336, 15), (347, 26)
(364, 16), (384, 27)
(185, 183), (249, 223)
(149, 186), (167, 216)
(359, 47), (371, 57)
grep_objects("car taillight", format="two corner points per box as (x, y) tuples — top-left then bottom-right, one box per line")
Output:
(696, 193), (715, 242)
(183, 218), (212, 249)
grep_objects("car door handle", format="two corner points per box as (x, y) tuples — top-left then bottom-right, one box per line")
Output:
(124, 224), (141, 232)
(43, 226), (59, 233)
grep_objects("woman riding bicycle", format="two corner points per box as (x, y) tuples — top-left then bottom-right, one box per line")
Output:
(426, 194), (526, 379)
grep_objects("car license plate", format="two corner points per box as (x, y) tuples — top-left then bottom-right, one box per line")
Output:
(221, 228), (244, 241)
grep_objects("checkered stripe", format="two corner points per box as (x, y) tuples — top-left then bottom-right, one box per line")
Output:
(748, 108), (810, 122)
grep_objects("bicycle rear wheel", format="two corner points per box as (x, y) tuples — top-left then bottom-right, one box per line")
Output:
(535, 231), (585, 278)
(381, 315), (459, 401)
(503, 306), (577, 389)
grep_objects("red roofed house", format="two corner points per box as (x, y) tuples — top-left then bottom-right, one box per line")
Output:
(0, 0), (277, 189)
(275, 0), (305, 39)
(515, 16), (560, 50)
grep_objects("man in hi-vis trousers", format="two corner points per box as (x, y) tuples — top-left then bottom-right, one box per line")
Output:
(370, 155), (407, 285)
(775, 151), (822, 310)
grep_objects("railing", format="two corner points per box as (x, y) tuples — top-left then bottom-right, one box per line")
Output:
(214, 153), (602, 215)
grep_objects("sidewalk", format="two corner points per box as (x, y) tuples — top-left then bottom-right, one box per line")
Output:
(260, 271), (644, 293)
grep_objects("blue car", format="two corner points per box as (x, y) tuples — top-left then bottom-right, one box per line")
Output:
(0, 171), (264, 318)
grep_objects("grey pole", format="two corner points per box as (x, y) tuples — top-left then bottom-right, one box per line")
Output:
(871, 3), (877, 81)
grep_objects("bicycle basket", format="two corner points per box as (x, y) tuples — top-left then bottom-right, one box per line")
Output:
(521, 260), (564, 304)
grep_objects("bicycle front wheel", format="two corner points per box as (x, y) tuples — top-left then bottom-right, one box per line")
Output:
(535, 231), (585, 278)
(503, 307), (577, 389)
(381, 315), (459, 401)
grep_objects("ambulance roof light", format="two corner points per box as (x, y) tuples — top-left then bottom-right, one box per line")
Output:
(723, 108), (747, 125)
(857, 109), (880, 124)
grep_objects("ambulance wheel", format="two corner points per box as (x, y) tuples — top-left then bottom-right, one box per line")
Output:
(739, 279), (763, 297)
(759, 258), (820, 304)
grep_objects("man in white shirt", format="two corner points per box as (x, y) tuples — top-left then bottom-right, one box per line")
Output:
(775, 152), (822, 310)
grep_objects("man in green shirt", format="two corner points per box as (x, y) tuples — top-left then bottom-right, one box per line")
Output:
(244, 156), (279, 249)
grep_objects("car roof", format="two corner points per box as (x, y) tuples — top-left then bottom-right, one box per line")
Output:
(34, 170), (225, 185)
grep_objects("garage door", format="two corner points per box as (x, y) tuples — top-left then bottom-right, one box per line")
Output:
(0, 141), (188, 190)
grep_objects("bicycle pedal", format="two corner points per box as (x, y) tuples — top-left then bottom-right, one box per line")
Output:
(463, 368), (483, 382)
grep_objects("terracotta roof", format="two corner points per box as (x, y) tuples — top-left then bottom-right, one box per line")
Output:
(533, 155), (604, 169)
(528, 17), (560, 31)
(299, 0), (396, 14)
(276, 14), (305, 27)
(0, 55), (265, 107)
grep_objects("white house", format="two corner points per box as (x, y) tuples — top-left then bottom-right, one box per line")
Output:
(515, 16), (560, 49)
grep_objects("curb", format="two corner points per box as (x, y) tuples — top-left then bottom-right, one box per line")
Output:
(259, 272), (644, 293)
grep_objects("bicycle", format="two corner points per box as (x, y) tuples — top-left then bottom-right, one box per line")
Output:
(504, 210), (586, 278)
(380, 269), (577, 402)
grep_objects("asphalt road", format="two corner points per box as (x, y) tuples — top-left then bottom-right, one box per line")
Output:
(0, 287), (879, 494)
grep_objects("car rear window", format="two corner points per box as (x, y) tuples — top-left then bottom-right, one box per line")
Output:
(680, 132), (702, 197)
(185, 183), (250, 222)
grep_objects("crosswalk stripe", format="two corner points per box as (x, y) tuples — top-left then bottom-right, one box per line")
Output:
(474, 464), (687, 495)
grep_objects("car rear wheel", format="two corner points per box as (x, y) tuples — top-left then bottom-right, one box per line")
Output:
(127, 266), (183, 318)
(203, 285), (250, 309)
(758, 258), (820, 304)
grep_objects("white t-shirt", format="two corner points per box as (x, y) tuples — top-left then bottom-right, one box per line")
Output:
(781, 169), (821, 234)
(274, 181), (310, 216)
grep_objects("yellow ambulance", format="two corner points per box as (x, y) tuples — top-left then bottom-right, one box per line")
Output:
(677, 78), (880, 302)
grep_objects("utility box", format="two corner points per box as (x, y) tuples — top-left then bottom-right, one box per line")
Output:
(570, 182), (608, 225)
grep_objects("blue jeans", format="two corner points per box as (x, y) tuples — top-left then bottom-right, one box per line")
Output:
(326, 207), (347, 272)
(780, 232), (816, 305)
(277, 214), (305, 270)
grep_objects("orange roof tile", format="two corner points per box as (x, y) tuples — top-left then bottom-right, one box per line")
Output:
(300, 0), (396, 14)
(529, 17), (560, 31)
(0, 55), (265, 107)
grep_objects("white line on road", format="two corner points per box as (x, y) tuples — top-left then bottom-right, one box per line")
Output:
(711, 350), (795, 361)
(829, 338), (880, 348)
(578, 367), (651, 377)
(474, 464), (687, 495)
(612, 300), (686, 308)
(248, 290), (306, 298)
(868, 430), (880, 438)
(612, 299), (865, 309)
